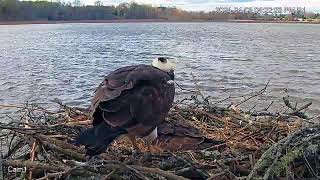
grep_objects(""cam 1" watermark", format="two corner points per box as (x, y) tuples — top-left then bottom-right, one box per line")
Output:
(0, 155), (27, 180)
(7, 166), (27, 173)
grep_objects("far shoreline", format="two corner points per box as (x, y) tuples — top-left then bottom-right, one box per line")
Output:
(0, 19), (319, 25)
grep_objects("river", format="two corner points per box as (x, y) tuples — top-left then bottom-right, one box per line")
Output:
(0, 22), (319, 119)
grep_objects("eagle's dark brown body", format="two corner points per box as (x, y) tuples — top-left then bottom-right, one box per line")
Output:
(92, 64), (175, 136)
(76, 64), (175, 156)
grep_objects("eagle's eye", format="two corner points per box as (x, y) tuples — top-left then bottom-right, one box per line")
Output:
(158, 57), (167, 63)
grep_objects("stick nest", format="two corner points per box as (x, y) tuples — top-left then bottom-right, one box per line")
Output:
(0, 83), (319, 180)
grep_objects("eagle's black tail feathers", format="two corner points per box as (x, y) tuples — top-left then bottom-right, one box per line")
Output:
(75, 121), (127, 157)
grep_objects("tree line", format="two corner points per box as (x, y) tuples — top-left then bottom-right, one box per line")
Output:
(0, 0), (257, 21)
(0, 0), (318, 21)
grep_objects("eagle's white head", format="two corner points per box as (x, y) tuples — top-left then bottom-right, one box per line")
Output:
(152, 57), (175, 72)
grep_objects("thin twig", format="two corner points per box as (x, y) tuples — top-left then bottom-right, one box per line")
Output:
(235, 80), (270, 107)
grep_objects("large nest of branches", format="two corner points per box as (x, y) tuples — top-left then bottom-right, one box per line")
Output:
(0, 83), (319, 180)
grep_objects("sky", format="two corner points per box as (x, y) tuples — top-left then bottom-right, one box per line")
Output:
(84, 0), (320, 13)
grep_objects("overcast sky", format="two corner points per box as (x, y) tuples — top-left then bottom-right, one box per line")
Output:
(84, 0), (320, 12)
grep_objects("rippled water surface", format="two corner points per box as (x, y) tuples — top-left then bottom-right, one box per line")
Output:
(0, 22), (319, 119)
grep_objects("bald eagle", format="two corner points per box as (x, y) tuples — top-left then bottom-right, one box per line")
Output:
(75, 57), (175, 157)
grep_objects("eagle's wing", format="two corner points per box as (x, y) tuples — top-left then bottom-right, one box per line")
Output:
(125, 65), (174, 126)
(90, 65), (137, 117)
(91, 65), (174, 133)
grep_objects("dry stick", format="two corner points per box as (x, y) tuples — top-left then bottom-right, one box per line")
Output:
(129, 165), (189, 180)
(35, 134), (113, 160)
(47, 120), (91, 128)
(207, 172), (225, 180)
(235, 80), (270, 107)
(213, 95), (234, 105)
(16, 133), (86, 162)
(302, 153), (317, 178)
(175, 82), (197, 93)
(41, 141), (86, 161)
(264, 101), (274, 111)
(248, 154), (255, 170)
(283, 97), (312, 118)
(3, 140), (24, 159)
(126, 165), (151, 180)
(101, 170), (116, 180)
(44, 142), (111, 162)
(66, 159), (189, 180)
(224, 111), (250, 125)
(288, 102), (312, 115)
(283, 96), (296, 111)
(0, 125), (39, 131)
(262, 133), (320, 180)
(35, 167), (78, 180)
(7, 110), (28, 155)
(246, 124), (320, 180)
(229, 124), (252, 140)
(248, 104), (257, 112)
(28, 141), (37, 179)
(0, 104), (26, 109)
(191, 73), (206, 101)
(13, 130), (113, 161)
(217, 162), (238, 180)
(0, 104), (56, 114)
(35, 134), (85, 154)
(23, 112), (36, 180)
(46, 135), (69, 138)
(52, 98), (89, 115)
(190, 109), (239, 127)
(203, 143), (227, 151)
(213, 90), (267, 106)
(39, 143), (56, 164)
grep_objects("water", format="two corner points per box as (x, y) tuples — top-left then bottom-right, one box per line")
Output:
(0, 22), (319, 119)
